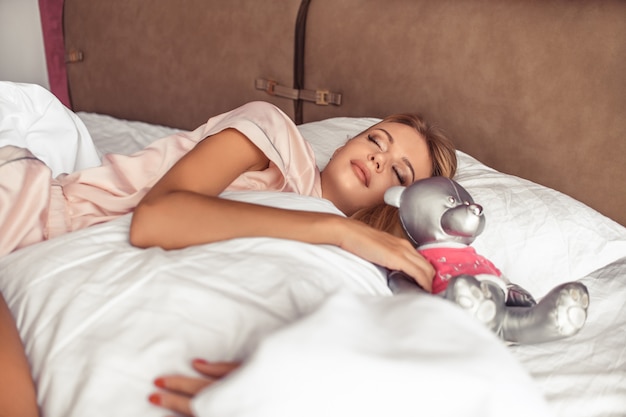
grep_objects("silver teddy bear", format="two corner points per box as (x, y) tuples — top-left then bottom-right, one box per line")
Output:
(384, 176), (589, 344)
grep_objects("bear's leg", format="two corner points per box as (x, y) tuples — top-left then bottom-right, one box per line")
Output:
(387, 270), (428, 294)
(444, 275), (505, 334)
(501, 282), (589, 344)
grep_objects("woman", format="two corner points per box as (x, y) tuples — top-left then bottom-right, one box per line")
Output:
(129, 102), (456, 288)
(130, 102), (456, 416)
(0, 100), (456, 417)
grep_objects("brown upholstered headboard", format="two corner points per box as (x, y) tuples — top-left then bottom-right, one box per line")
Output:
(62, 0), (626, 226)
(63, 0), (302, 126)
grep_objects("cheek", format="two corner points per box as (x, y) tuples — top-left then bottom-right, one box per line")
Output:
(331, 144), (346, 159)
(370, 177), (395, 201)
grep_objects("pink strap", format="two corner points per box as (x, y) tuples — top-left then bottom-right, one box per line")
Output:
(38, 0), (71, 107)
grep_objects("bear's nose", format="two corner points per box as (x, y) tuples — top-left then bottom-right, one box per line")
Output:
(468, 203), (483, 216)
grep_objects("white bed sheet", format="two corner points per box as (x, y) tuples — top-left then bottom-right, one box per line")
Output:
(1, 85), (625, 417)
(512, 256), (626, 417)
(80, 109), (626, 417)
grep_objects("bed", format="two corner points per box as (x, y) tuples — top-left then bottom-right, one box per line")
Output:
(2, 0), (626, 416)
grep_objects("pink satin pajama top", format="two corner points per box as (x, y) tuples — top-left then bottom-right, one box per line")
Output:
(0, 101), (322, 255)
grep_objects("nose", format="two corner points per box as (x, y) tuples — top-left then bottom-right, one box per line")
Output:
(369, 154), (384, 172)
(468, 203), (483, 216)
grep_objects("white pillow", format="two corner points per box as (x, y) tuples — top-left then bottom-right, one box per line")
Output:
(0, 81), (101, 175)
(455, 151), (626, 295)
(80, 111), (626, 297)
(298, 116), (380, 170)
(298, 118), (626, 296)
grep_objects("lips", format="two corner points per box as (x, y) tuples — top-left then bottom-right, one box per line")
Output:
(351, 160), (371, 187)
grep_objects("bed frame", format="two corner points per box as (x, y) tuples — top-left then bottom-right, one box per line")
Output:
(54, 0), (625, 225)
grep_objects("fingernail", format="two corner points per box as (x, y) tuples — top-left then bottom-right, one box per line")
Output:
(154, 377), (166, 388)
(148, 393), (161, 406)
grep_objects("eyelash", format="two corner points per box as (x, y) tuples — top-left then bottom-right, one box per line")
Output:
(394, 167), (406, 185)
(368, 134), (406, 185)
(367, 134), (381, 147)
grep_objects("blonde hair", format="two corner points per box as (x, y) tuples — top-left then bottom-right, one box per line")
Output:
(351, 113), (457, 239)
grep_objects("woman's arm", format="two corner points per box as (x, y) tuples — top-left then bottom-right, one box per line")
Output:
(130, 127), (342, 249)
(0, 293), (39, 417)
(129, 128), (434, 290)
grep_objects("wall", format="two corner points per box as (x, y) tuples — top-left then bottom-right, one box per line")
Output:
(0, 0), (49, 88)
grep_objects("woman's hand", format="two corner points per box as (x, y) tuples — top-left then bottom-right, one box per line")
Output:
(336, 217), (435, 292)
(148, 359), (241, 417)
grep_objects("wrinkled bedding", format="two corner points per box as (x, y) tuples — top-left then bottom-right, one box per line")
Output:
(1, 82), (625, 417)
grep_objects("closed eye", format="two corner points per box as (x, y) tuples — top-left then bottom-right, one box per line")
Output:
(368, 134), (382, 149)
(393, 167), (407, 185)
(371, 128), (416, 183)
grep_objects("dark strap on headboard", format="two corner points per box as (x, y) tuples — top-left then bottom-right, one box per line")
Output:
(293, 0), (311, 124)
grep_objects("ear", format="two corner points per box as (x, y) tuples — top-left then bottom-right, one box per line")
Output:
(384, 186), (405, 207)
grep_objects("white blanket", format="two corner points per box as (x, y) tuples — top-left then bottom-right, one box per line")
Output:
(192, 292), (554, 417)
(0, 192), (392, 416)
(2, 82), (626, 417)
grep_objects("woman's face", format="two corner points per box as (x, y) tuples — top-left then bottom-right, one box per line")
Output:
(321, 121), (431, 216)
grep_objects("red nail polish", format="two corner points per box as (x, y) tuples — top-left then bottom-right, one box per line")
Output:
(154, 377), (166, 388)
(148, 393), (161, 406)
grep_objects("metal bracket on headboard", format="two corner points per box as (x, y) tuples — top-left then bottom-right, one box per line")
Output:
(255, 78), (342, 106)
(65, 49), (84, 63)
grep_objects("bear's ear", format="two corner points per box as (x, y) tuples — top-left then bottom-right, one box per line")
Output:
(384, 186), (405, 208)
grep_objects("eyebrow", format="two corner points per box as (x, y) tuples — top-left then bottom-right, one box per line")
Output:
(376, 128), (416, 182)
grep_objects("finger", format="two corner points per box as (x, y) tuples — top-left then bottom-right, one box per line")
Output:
(339, 222), (434, 292)
(406, 252), (435, 292)
(191, 359), (241, 378)
(149, 391), (193, 417)
(408, 265), (434, 293)
(154, 375), (213, 396)
(392, 242), (434, 292)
